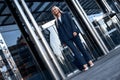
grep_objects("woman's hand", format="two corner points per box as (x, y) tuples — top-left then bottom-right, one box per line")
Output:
(73, 32), (77, 37)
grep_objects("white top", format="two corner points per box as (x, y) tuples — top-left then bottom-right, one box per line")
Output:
(58, 16), (62, 22)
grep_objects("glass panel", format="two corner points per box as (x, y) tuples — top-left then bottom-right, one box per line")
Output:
(42, 21), (78, 76)
(27, 1), (99, 77)
(0, 3), (4, 8)
(0, 25), (53, 80)
(41, 19), (95, 76)
(0, 16), (6, 24)
(31, 2), (40, 11)
(4, 16), (14, 25)
(106, 0), (119, 12)
(93, 15), (120, 50)
(25, 1), (100, 77)
(105, 16), (120, 46)
(1, 7), (11, 15)
(0, 55), (11, 80)
(38, 2), (50, 11)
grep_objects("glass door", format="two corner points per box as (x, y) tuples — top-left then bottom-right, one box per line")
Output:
(41, 20), (79, 77)
(93, 15), (120, 50)
(41, 19), (96, 77)
(21, 0), (104, 79)
(0, 25), (53, 80)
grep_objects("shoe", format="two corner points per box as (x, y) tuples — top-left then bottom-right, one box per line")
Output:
(90, 63), (94, 67)
(88, 60), (94, 67)
(83, 67), (89, 71)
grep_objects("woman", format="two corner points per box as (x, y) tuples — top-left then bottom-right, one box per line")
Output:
(51, 6), (94, 71)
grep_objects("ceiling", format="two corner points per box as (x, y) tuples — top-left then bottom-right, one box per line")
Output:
(0, 0), (101, 26)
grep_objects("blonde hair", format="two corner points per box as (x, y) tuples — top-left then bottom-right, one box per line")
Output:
(51, 6), (63, 18)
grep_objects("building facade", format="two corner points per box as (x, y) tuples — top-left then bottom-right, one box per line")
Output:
(0, 0), (120, 80)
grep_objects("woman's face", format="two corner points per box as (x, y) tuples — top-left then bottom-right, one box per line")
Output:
(52, 7), (60, 16)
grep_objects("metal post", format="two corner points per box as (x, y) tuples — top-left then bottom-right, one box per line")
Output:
(13, 0), (60, 80)
(19, 0), (66, 79)
(65, 0), (109, 55)
(114, 0), (120, 12)
(76, 0), (109, 54)
(95, 0), (113, 13)
(0, 55), (12, 80)
(102, 0), (113, 12)
(95, 0), (108, 13)
(0, 33), (23, 80)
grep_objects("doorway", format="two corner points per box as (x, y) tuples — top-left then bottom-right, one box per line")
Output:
(0, 25), (53, 80)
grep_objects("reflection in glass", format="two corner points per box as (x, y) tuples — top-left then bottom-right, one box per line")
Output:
(0, 25), (53, 80)
(93, 15), (120, 50)
(0, 55), (11, 80)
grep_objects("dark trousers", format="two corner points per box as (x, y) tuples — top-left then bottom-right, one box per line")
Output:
(65, 35), (92, 66)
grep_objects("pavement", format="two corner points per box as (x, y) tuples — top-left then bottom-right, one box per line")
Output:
(70, 46), (120, 80)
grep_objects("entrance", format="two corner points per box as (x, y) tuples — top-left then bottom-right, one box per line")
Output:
(20, 0), (101, 79)
(0, 25), (53, 80)
(4, 0), (120, 79)
(93, 14), (120, 50)
(41, 20), (79, 77)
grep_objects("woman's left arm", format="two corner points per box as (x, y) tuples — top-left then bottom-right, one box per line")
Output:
(66, 13), (78, 36)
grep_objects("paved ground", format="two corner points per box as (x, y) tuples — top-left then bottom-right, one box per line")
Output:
(70, 46), (120, 80)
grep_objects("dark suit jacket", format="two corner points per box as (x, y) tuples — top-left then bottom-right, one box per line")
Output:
(55, 12), (80, 44)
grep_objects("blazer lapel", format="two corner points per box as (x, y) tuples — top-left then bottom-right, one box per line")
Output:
(61, 13), (64, 23)
(56, 13), (65, 28)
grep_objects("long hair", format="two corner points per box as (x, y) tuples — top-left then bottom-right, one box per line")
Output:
(51, 6), (63, 19)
